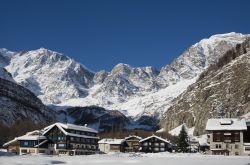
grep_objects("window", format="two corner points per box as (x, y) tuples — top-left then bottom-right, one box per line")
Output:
(160, 143), (165, 147)
(154, 148), (159, 151)
(58, 144), (66, 148)
(160, 148), (165, 152)
(235, 144), (239, 149)
(235, 152), (239, 155)
(216, 144), (221, 148)
(234, 132), (240, 142)
(213, 132), (222, 142)
(75, 137), (80, 142)
(24, 141), (29, 146)
(58, 136), (64, 141)
(143, 142), (148, 146)
(81, 138), (85, 142)
(154, 143), (159, 146)
(245, 146), (250, 151)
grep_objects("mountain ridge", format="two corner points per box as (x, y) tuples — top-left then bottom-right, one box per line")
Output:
(0, 32), (249, 130)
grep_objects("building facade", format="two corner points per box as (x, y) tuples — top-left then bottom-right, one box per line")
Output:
(3, 130), (48, 155)
(206, 118), (249, 156)
(3, 123), (99, 155)
(125, 135), (142, 152)
(139, 135), (172, 153)
(98, 138), (128, 153)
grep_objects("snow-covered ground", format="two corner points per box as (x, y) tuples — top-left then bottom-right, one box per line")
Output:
(0, 152), (249, 165)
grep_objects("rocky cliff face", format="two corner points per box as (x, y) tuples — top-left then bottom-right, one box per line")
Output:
(0, 78), (55, 126)
(160, 39), (250, 135)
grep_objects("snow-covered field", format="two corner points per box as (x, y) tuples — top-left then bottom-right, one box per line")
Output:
(0, 152), (249, 165)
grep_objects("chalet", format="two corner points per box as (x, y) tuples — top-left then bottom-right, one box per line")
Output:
(205, 118), (249, 156)
(3, 130), (47, 155)
(98, 138), (128, 153)
(139, 134), (172, 153)
(125, 135), (142, 152)
(3, 122), (99, 155)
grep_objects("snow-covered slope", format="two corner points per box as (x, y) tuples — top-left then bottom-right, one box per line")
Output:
(6, 48), (94, 104)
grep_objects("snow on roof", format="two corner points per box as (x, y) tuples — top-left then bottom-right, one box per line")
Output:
(59, 123), (98, 133)
(17, 135), (46, 141)
(98, 138), (126, 145)
(139, 134), (170, 144)
(3, 135), (46, 147)
(42, 122), (99, 139)
(25, 130), (42, 136)
(196, 134), (209, 146)
(206, 118), (247, 131)
(125, 135), (142, 140)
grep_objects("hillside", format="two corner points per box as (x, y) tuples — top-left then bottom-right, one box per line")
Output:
(160, 38), (250, 135)
(0, 78), (55, 126)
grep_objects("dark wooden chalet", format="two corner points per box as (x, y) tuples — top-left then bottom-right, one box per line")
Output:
(125, 135), (142, 152)
(139, 134), (172, 153)
(42, 123), (99, 155)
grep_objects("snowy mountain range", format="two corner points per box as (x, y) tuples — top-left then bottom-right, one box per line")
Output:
(0, 32), (249, 131)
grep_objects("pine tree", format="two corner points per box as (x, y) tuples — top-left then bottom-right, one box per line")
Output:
(177, 125), (189, 152)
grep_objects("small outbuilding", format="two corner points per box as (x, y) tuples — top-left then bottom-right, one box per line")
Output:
(98, 138), (128, 153)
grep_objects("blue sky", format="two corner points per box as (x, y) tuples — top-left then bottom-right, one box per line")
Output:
(0, 0), (250, 71)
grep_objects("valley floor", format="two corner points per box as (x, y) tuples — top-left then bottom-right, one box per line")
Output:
(0, 152), (250, 165)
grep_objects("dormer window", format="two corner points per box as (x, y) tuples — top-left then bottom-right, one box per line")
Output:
(219, 119), (233, 125)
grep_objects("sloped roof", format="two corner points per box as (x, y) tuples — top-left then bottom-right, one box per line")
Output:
(206, 118), (247, 131)
(3, 135), (46, 147)
(98, 138), (126, 145)
(139, 134), (170, 144)
(42, 122), (99, 139)
(43, 122), (98, 133)
(125, 135), (142, 140)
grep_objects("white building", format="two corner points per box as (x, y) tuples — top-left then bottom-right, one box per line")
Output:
(206, 118), (249, 156)
(98, 138), (128, 153)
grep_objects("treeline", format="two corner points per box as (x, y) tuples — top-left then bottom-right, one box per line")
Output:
(199, 37), (250, 81)
(0, 120), (47, 147)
